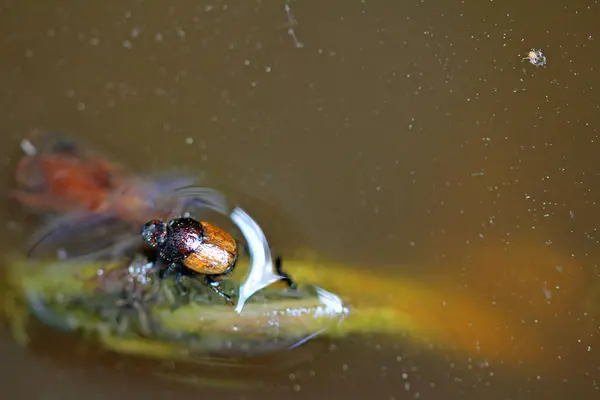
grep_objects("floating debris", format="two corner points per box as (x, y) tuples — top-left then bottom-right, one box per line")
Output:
(523, 48), (547, 67)
(284, 2), (304, 48)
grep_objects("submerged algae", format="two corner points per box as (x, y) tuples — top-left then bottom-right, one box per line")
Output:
(1, 253), (349, 361)
(2, 245), (562, 373)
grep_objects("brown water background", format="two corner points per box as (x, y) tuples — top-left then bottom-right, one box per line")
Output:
(1, 0), (600, 399)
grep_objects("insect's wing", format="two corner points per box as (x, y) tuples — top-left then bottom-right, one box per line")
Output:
(24, 175), (228, 262)
(25, 211), (142, 262)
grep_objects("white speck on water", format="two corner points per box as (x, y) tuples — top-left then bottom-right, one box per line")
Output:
(284, 3), (305, 48)
(122, 40), (133, 49)
(76, 102), (86, 111)
(155, 32), (163, 42)
(89, 37), (100, 46)
(20, 139), (37, 155)
(131, 27), (141, 38)
(185, 137), (194, 144)
(555, 265), (563, 273)
(543, 287), (552, 300)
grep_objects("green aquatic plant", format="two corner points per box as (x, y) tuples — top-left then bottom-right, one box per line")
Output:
(2, 247), (556, 374)
(1, 254), (349, 361)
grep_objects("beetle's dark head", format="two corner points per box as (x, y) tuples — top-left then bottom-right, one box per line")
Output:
(141, 219), (168, 247)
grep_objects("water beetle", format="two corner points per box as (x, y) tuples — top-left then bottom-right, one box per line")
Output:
(141, 217), (239, 304)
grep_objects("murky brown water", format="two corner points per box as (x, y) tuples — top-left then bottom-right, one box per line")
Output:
(1, 0), (600, 398)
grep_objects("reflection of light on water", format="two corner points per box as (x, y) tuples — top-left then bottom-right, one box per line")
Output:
(230, 205), (349, 352)
(230, 206), (282, 313)
(286, 286), (349, 350)
(314, 286), (347, 318)
(127, 258), (155, 285)
(20, 139), (37, 155)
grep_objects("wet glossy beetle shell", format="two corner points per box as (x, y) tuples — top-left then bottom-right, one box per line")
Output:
(141, 217), (238, 276)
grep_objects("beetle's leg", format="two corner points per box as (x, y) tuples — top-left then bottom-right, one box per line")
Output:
(275, 256), (297, 290)
(174, 270), (188, 296)
(158, 265), (186, 310)
(114, 280), (136, 335)
(157, 263), (169, 280)
(160, 262), (188, 296)
(132, 300), (153, 337)
(159, 262), (176, 281)
(204, 275), (235, 305)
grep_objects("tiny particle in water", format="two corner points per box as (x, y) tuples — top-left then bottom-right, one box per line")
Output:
(543, 287), (552, 300)
(20, 139), (36, 155)
(555, 265), (563, 273)
(122, 40), (133, 49)
(523, 48), (547, 67)
(185, 137), (194, 144)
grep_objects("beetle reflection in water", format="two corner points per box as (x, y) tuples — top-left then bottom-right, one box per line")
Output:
(141, 217), (297, 306)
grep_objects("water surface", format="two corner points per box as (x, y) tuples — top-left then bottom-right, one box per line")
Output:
(1, 0), (599, 399)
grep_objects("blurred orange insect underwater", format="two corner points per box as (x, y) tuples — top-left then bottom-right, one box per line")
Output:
(11, 134), (231, 261)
